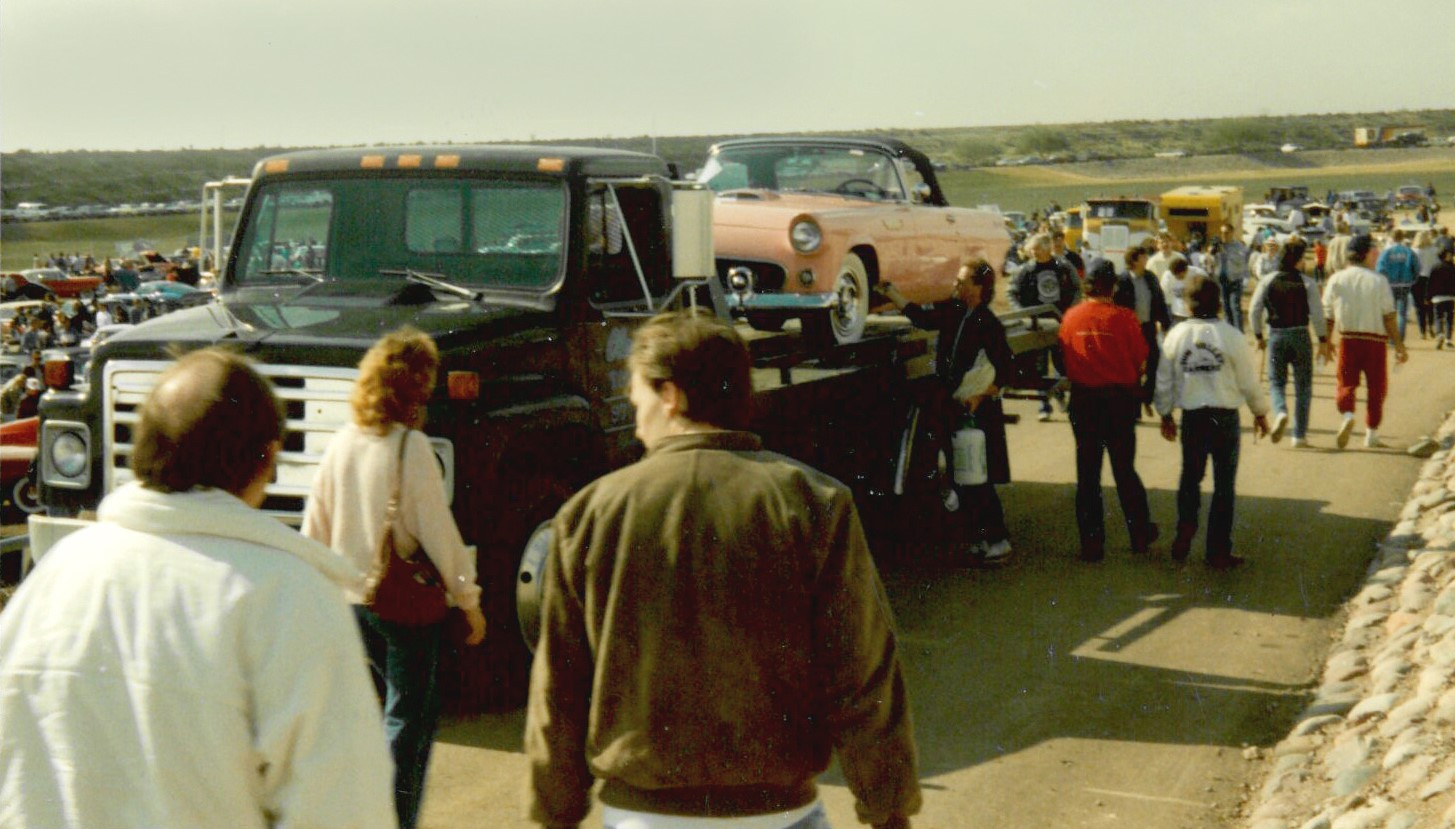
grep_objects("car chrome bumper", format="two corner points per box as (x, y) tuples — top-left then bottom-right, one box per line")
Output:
(726, 291), (837, 312)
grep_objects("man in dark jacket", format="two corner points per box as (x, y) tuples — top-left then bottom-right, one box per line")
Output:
(1013, 232), (1079, 420)
(1114, 246), (1173, 411)
(525, 310), (921, 829)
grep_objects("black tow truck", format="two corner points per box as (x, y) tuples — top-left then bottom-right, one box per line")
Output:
(30, 144), (1054, 711)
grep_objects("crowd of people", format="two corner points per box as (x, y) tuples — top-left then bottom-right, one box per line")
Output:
(0, 316), (919, 829)
(925, 215), (1453, 570)
(0, 203), (1449, 828)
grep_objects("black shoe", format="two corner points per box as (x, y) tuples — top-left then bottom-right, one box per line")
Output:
(1131, 522), (1160, 555)
(1206, 552), (1246, 571)
(1078, 540), (1105, 563)
(1170, 523), (1196, 562)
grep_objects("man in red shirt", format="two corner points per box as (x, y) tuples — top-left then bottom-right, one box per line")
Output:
(1059, 258), (1158, 562)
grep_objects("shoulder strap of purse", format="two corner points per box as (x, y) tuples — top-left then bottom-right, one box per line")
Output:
(384, 427), (408, 524)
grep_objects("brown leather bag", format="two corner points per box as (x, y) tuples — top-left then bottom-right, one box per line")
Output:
(363, 429), (449, 627)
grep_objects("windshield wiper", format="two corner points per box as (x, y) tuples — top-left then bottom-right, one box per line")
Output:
(380, 268), (485, 303)
(255, 267), (325, 284)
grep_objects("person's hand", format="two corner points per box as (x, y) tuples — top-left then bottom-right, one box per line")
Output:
(1160, 415), (1178, 442)
(1317, 341), (1335, 364)
(462, 606), (487, 646)
(1395, 343), (1409, 364)
(1253, 414), (1270, 439)
(966, 393), (986, 413)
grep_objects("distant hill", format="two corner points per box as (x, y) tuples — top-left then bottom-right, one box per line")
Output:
(3, 109), (1452, 209)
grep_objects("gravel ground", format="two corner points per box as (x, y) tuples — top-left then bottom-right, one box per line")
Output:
(1239, 413), (1455, 829)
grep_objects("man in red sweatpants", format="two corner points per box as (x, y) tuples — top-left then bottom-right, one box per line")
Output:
(1321, 234), (1408, 449)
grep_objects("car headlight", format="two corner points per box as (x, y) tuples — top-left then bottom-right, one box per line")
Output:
(790, 219), (822, 254)
(51, 433), (87, 478)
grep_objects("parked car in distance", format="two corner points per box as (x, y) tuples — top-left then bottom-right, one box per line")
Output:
(8, 268), (104, 300)
(699, 136), (1011, 344)
(0, 416), (41, 516)
(82, 323), (134, 354)
(1393, 185), (1428, 210)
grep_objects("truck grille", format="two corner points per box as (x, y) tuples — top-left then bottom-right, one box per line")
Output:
(102, 359), (367, 525)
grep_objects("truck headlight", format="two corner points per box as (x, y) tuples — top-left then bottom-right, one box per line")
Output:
(51, 433), (87, 478)
(41, 421), (91, 490)
(790, 219), (822, 253)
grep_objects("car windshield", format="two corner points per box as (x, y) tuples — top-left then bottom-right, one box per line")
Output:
(699, 144), (907, 201)
(1086, 201), (1156, 220)
(232, 176), (567, 291)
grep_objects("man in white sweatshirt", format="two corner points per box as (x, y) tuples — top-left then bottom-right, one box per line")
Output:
(0, 349), (395, 829)
(1156, 274), (1271, 569)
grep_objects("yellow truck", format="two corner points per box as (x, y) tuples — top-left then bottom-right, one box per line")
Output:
(1081, 197), (1158, 272)
(1159, 185), (1243, 246)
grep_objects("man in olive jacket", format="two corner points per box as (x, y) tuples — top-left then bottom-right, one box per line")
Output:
(525, 310), (920, 829)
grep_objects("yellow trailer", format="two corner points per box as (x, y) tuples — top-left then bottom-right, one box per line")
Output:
(1159, 185), (1243, 246)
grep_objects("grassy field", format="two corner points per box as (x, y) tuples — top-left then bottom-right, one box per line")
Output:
(4, 147), (1453, 271)
(2, 213), (238, 270)
(938, 146), (1455, 216)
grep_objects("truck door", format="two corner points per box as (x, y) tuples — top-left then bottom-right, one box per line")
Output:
(580, 179), (677, 463)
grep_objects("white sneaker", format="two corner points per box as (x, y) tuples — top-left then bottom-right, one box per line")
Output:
(1337, 414), (1355, 449)
(1037, 410), (1052, 422)
(983, 539), (1014, 561)
(1365, 429), (1382, 448)
(1290, 437), (1306, 448)
(941, 487), (960, 512)
(1269, 412), (1288, 443)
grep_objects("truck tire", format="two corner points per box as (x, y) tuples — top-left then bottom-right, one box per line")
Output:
(803, 253), (870, 345)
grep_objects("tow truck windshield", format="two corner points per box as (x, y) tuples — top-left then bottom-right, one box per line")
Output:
(231, 177), (567, 291)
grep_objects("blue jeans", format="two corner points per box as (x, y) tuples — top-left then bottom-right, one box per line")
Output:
(1177, 408), (1242, 558)
(354, 606), (444, 829)
(1221, 279), (1245, 331)
(1267, 328), (1313, 439)
(1392, 286), (1412, 342)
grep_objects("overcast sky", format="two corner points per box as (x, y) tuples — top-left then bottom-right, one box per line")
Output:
(2, 0), (1452, 153)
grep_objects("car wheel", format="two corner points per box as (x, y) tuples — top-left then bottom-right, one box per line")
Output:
(12, 476), (42, 515)
(803, 253), (870, 345)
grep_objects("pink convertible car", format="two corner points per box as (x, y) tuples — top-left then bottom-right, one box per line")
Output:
(700, 137), (1011, 344)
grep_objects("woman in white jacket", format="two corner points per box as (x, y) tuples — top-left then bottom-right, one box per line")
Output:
(304, 327), (486, 829)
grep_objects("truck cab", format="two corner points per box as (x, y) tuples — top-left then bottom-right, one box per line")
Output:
(32, 145), (722, 709)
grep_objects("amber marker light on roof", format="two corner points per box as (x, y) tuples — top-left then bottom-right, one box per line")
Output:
(435, 154), (460, 169)
(360, 155), (386, 169)
(263, 159), (290, 174)
(447, 371), (480, 401)
(398, 154), (422, 169)
(537, 158), (565, 172)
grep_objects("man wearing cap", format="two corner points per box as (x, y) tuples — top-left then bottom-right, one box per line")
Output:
(1059, 258), (1157, 562)
(1323, 233), (1408, 448)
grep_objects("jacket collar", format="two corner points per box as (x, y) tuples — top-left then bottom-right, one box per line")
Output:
(646, 430), (763, 457)
(97, 482), (366, 592)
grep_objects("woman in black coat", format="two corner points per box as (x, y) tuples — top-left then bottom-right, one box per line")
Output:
(880, 257), (1015, 564)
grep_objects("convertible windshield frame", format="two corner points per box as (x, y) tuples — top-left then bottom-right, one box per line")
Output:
(700, 144), (909, 201)
(228, 174), (571, 294)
